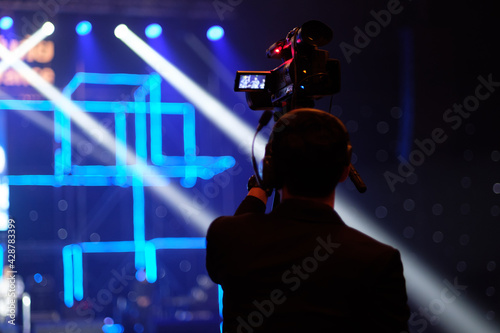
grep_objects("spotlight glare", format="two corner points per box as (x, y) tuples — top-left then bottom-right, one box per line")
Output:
(42, 22), (55, 36)
(114, 24), (128, 39)
(22, 295), (31, 306)
(335, 195), (500, 333)
(34, 273), (43, 283)
(207, 25), (224, 41)
(145, 23), (162, 39)
(115, 26), (266, 158)
(0, 16), (13, 30)
(1, 32), (221, 236)
(0, 21), (55, 77)
(115, 24), (129, 39)
(1, 41), (227, 306)
(75, 21), (92, 36)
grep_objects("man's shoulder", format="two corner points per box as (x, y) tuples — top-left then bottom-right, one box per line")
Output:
(207, 211), (268, 237)
(339, 223), (401, 257)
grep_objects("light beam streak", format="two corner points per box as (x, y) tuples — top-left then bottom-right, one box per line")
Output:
(335, 194), (498, 333)
(114, 24), (267, 159)
(0, 27), (219, 234)
(0, 22), (54, 76)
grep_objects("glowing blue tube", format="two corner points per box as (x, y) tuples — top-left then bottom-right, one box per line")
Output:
(145, 242), (157, 283)
(183, 103), (196, 161)
(133, 177), (145, 270)
(62, 245), (74, 307)
(81, 241), (135, 253)
(218, 285), (223, 318)
(115, 110), (127, 186)
(72, 245), (84, 301)
(0, 100), (54, 111)
(150, 237), (206, 249)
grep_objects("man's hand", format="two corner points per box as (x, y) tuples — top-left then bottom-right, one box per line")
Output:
(248, 187), (268, 204)
(247, 175), (270, 204)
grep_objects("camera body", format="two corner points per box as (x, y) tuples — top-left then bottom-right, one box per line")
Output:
(234, 20), (341, 112)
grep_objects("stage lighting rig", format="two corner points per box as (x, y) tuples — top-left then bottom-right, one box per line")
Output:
(234, 20), (341, 113)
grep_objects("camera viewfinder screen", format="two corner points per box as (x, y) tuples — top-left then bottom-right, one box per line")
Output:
(239, 74), (267, 90)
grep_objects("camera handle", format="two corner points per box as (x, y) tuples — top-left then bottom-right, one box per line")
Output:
(349, 164), (367, 193)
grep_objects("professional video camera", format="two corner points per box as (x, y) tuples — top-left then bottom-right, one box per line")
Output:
(234, 20), (340, 112)
(238, 20), (366, 193)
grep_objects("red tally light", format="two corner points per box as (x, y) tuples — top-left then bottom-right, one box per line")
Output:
(266, 40), (290, 59)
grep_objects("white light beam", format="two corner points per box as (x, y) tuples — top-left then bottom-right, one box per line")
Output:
(336, 194), (498, 333)
(114, 24), (268, 159)
(0, 22), (54, 76)
(0, 32), (217, 233)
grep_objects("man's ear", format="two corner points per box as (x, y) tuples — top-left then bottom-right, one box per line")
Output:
(339, 164), (350, 183)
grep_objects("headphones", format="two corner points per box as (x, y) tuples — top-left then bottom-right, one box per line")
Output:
(254, 108), (353, 193)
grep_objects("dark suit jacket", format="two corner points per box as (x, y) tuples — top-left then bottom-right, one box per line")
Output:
(206, 196), (410, 333)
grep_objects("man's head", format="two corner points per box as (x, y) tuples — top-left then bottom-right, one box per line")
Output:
(263, 108), (351, 198)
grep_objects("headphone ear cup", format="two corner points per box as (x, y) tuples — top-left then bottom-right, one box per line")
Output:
(261, 142), (283, 190)
(346, 143), (352, 166)
(261, 154), (275, 189)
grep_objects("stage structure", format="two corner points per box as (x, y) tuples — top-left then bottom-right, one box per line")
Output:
(2, 71), (234, 308)
(0, 17), (235, 331)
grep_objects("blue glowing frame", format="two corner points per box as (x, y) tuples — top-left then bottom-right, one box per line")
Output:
(1, 72), (234, 308)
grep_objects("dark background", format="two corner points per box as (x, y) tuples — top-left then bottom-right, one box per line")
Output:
(1, 0), (499, 332)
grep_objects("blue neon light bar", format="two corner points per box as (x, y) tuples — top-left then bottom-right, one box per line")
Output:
(3, 72), (235, 308)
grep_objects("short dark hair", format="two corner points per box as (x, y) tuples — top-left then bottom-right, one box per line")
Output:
(269, 109), (350, 197)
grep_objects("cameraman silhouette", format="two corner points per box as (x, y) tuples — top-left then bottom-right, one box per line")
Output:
(206, 108), (410, 333)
